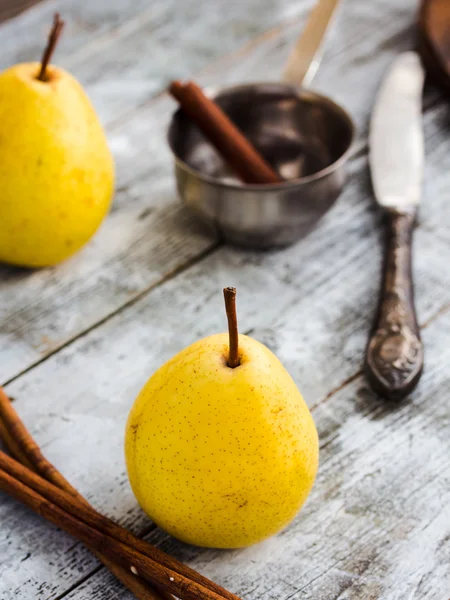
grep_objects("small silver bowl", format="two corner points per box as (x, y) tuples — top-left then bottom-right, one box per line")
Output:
(168, 82), (355, 249)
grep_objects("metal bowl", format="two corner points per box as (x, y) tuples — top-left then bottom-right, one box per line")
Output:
(168, 82), (355, 249)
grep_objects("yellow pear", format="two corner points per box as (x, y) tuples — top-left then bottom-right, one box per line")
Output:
(125, 288), (319, 548)
(0, 15), (114, 267)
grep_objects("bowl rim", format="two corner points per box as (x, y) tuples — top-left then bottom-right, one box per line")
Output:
(167, 82), (356, 191)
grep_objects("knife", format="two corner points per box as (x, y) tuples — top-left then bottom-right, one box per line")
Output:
(365, 52), (425, 400)
(283, 0), (340, 87)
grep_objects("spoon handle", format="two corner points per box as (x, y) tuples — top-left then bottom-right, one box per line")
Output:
(283, 0), (340, 87)
(365, 212), (424, 399)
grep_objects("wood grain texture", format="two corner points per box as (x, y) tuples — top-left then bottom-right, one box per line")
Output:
(0, 0), (317, 385)
(0, 0), (314, 125)
(1, 113), (450, 598)
(2, 238), (450, 600)
(0, 0), (162, 69)
(2, 0), (450, 598)
(139, 314), (450, 600)
(0, 0), (43, 24)
(0, 0), (424, 385)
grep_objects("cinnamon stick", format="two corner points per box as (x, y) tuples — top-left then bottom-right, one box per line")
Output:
(169, 80), (282, 185)
(0, 387), (80, 496)
(0, 455), (238, 600)
(0, 419), (33, 469)
(0, 388), (169, 600)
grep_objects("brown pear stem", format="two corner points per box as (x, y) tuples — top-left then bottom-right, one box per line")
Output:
(223, 287), (240, 368)
(37, 13), (65, 82)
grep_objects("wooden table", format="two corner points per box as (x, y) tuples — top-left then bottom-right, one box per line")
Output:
(0, 0), (42, 23)
(1, 1), (449, 598)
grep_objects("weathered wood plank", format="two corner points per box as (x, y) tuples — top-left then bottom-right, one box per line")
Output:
(0, 0), (318, 384)
(134, 314), (450, 600)
(0, 0), (314, 126)
(1, 101), (450, 597)
(2, 0), (450, 598)
(0, 0), (162, 69)
(65, 0), (313, 127)
(0, 0), (427, 385)
(2, 247), (450, 600)
(0, 0), (44, 24)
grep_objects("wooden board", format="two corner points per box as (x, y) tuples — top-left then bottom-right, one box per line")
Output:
(2, 101), (450, 598)
(0, 0), (316, 124)
(0, 0), (426, 385)
(0, 0), (43, 24)
(83, 313), (450, 600)
(2, 208), (450, 600)
(1, 0), (450, 598)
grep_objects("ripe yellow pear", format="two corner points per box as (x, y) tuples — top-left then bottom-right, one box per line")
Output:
(0, 16), (114, 267)
(125, 289), (319, 548)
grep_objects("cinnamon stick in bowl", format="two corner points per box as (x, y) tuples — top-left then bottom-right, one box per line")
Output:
(169, 80), (282, 185)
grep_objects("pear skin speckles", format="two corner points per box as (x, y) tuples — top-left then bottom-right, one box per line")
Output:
(0, 63), (114, 267)
(125, 333), (319, 549)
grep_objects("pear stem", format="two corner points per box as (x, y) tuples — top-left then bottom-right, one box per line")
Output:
(37, 13), (65, 82)
(223, 287), (240, 368)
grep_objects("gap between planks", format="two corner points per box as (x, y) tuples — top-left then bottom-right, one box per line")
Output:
(0, 0), (319, 386)
(0, 8), (351, 389)
(309, 275), (450, 414)
(22, 295), (450, 600)
(0, 2), (446, 596)
(104, 12), (311, 132)
(2, 81), (445, 391)
(2, 243), (220, 388)
(0, 0), (433, 385)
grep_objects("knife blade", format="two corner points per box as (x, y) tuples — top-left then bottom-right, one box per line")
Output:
(369, 51), (425, 213)
(365, 52), (425, 400)
(283, 0), (341, 87)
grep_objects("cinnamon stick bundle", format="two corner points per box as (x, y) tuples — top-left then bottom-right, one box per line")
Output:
(0, 388), (240, 600)
(0, 388), (166, 600)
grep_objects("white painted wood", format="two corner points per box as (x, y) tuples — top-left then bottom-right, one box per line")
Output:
(0, 0), (425, 385)
(1, 237), (450, 600)
(1, 0), (450, 598)
(0, 0), (174, 69)
(85, 314), (449, 600)
(0, 0), (315, 126)
(1, 123), (450, 597)
(136, 315), (450, 600)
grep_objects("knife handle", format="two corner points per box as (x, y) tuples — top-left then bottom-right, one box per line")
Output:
(365, 212), (424, 400)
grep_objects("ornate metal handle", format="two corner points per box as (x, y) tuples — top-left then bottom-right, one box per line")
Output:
(365, 212), (424, 399)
